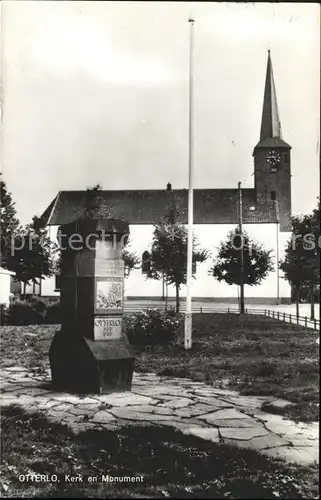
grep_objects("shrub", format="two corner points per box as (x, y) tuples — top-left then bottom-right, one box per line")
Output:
(30, 297), (47, 318)
(7, 298), (45, 325)
(5, 296), (62, 325)
(0, 304), (8, 326)
(45, 300), (61, 324)
(124, 308), (183, 346)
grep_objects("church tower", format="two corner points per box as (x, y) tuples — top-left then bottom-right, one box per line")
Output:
(253, 51), (292, 231)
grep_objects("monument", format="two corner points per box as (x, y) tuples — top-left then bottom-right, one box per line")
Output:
(49, 217), (135, 394)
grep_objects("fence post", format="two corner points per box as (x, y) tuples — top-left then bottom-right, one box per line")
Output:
(297, 314), (299, 325)
(289, 314), (292, 324)
(314, 318), (317, 330)
(228, 307), (230, 314)
(246, 308), (248, 314)
(283, 312), (285, 321)
(272, 310), (275, 319)
(277, 311), (279, 320)
(305, 316), (307, 328)
(200, 306), (203, 314)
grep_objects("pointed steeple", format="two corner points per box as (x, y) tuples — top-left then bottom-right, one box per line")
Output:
(254, 51), (290, 150)
(260, 50), (282, 140)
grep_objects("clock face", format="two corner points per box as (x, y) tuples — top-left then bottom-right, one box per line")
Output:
(266, 150), (281, 165)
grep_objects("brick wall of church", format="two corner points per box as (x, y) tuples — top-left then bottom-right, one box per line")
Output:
(254, 148), (292, 231)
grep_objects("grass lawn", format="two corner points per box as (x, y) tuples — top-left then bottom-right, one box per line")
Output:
(0, 315), (319, 498)
(133, 314), (319, 423)
(0, 314), (319, 422)
(1, 405), (318, 499)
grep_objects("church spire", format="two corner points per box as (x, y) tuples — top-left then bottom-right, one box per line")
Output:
(260, 50), (282, 140)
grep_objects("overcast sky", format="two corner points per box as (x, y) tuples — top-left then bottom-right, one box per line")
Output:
(1, 1), (320, 225)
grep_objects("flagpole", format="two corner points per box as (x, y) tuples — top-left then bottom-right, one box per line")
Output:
(238, 181), (245, 314)
(184, 17), (195, 350)
(275, 200), (280, 305)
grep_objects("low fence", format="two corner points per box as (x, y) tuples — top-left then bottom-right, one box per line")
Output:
(123, 303), (320, 331)
(258, 308), (319, 331)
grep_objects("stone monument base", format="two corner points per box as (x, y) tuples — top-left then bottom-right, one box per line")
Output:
(49, 330), (135, 394)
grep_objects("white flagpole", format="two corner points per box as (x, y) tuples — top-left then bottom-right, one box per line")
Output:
(184, 18), (195, 350)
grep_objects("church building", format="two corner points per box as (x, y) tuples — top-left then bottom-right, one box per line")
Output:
(34, 51), (292, 303)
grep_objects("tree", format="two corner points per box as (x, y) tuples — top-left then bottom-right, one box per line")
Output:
(11, 215), (57, 293)
(122, 246), (141, 278)
(1, 181), (57, 291)
(309, 199), (321, 319)
(209, 228), (274, 307)
(147, 197), (208, 312)
(83, 184), (118, 220)
(0, 180), (21, 271)
(280, 202), (320, 320)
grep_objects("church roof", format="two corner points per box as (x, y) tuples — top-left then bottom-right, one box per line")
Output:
(40, 188), (278, 227)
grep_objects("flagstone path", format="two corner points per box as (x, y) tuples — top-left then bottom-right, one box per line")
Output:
(1, 366), (318, 466)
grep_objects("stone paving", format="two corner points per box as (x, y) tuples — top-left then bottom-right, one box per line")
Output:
(1, 366), (318, 466)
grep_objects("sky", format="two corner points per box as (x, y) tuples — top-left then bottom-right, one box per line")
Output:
(1, 1), (320, 225)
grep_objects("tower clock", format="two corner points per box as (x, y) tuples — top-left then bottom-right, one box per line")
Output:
(266, 150), (281, 172)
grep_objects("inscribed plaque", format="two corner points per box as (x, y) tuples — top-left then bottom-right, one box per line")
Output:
(94, 316), (122, 340)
